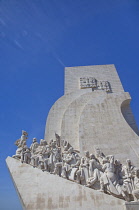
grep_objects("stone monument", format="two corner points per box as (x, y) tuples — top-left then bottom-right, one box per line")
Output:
(6, 65), (139, 210)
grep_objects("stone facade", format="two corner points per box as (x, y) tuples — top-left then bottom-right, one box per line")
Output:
(45, 65), (139, 164)
(64, 65), (124, 94)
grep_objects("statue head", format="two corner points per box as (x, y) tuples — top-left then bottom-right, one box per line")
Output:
(90, 154), (95, 159)
(115, 159), (121, 165)
(40, 139), (45, 145)
(33, 138), (37, 143)
(53, 140), (57, 146)
(94, 147), (104, 158)
(52, 140), (57, 147)
(85, 151), (90, 158)
(51, 140), (57, 147)
(40, 139), (47, 145)
(22, 130), (28, 136)
(26, 148), (30, 152)
(126, 159), (131, 166)
(49, 139), (53, 146)
(43, 140), (47, 145)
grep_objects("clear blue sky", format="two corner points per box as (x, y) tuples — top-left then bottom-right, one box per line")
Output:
(1, 0), (139, 209)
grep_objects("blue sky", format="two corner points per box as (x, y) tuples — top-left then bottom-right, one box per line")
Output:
(1, 0), (139, 209)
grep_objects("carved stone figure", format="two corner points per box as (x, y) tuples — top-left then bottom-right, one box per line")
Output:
(13, 140), (27, 160)
(76, 151), (90, 185)
(55, 133), (60, 147)
(114, 159), (122, 182)
(31, 140), (43, 167)
(12, 143), (23, 159)
(62, 140), (70, 151)
(49, 140), (61, 172)
(30, 138), (39, 154)
(21, 146), (31, 164)
(13, 130), (28, 159)
(100, 156), (119, 193)
(68, 153), (80, 181)
(20, 130), (28, 146)
(37, 152), (49, 171)
(132, 169), (139, 201)
(61, 147), (79, 179)
(100, 156), (130, 201)
(31, 139), (49, 169)
(122, 159), (135, 198)
(86, 154), (103, 188)
(95, 147), (105, 164)
(76, 159), (85, 184)
(35, 140), (50, 171)
(40, 139), (47, 146)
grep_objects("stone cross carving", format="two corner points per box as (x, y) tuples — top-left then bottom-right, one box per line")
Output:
(80, 77), (111, 92)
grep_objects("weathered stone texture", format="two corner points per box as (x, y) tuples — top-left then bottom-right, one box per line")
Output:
(125, 202), (139, 210)
(6, 156), (125, 210)
(45, 64), (139, 165)
(44, 89), (92, 143)
(64, 65), (124, 94)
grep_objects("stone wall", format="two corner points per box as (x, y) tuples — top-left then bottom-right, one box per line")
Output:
(45, 64), (139, 165)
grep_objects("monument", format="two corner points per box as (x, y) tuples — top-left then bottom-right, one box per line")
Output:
(6, 65), (139, 210)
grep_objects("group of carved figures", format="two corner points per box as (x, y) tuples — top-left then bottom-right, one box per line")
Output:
(13, 130), (139, 202)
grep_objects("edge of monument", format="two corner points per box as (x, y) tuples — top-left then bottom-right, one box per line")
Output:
(64, 64), (115, 68)
(6, 156), (25, 210)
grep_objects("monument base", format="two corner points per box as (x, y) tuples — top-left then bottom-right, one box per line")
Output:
(125, 202), (139, 210)
(6, 156), (130, 210)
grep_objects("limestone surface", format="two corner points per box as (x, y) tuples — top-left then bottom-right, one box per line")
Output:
(6, 156), (125, 210)
(45, 65), (139, 165)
